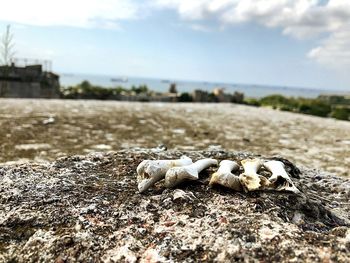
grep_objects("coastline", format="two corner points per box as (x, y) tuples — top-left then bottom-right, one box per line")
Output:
(59, 74), (347, 99)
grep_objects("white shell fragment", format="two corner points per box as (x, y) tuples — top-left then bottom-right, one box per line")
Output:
(137, 156), (192, 193)
(263, 160), (300, 193)
(239, 159), (270, 192)
(209, 160), (242, 191)
(164, 158), (218, 188)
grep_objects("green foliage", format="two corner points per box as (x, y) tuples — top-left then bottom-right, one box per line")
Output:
(60, 82), (349, 122)
(244, 98), (261, 107)
(259, 94), (298, 109)
(60, 80), (131, 100)
(318, 95), (350, 105)
(131, 85), (148, 94)
(178, 92), (193, 102)
(208, 92), (218, 103)
(331, 107), (350, 120)
(245, 94), (348, 120)
(255, 94), (333, 117)
(280, 105), (293, 112)
(231, 91), (244, 103)
(298, 100), (331, 117)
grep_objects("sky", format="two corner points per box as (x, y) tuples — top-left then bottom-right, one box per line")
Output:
(0, 0), (349, 90)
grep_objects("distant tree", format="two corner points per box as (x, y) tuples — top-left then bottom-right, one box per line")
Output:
(138, 85), (148, 94)
(318, 95), (350, 105)
(80, 80), (92, 90)
(0, 25), (16, 65)
(298, 100), (331, 117)
(331, 107), (350, 120)
(178, 92), (193, 102)
(169, 83), (177, 93)
(131, 85), (148, 94)
(244, 98), (261, 107)
(260, 94), (291, 106)
(231, 91), (244, 103)
(208, 92), (218, 103)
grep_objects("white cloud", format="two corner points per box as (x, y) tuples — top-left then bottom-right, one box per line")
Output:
(190, 24), (212, 32)
(1, 0), (350, 68)
(308, 25), (350, 67)
(0, 0), (140, 29)
(154, 0), (235, 20)
(155, 0), (350, 68)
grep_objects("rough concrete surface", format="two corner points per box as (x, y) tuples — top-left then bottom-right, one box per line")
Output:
(0, 99), (349, 176)
(1, 149), (349, 262)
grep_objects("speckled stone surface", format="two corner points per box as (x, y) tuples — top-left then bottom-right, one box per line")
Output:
(1, 149), (349, 262)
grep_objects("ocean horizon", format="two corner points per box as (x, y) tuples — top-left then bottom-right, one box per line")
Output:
(60, 73), (348, 99)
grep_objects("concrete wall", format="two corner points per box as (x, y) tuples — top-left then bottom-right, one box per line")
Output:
(0, 64), (60, 98)
(0, 80), (60, 98)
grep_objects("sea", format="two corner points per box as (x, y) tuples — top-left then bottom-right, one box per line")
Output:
(60, 73), (348, 99)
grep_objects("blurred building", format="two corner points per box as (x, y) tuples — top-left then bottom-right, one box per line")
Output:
(213, 87), (231, 102)
(168, 83), (178, 94)
(231, 91), (244, 103)
(193, 89), (209, 102)
(0, 60), (60, 98)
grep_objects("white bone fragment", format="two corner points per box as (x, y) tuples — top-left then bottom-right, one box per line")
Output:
(173, 189), (196, 201)
(209, 160), (242, 191)
(263, 160), (300, 193)
(164, 158), (218, 188)
(239, 159), (270, 192)
(137, 156), (192, 193)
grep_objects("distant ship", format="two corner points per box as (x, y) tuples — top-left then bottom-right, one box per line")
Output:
(161, 79), (170, 83)
(111, 77), (128, 83)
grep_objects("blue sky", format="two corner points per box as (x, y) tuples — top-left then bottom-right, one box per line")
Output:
(0, 0), (349, 90)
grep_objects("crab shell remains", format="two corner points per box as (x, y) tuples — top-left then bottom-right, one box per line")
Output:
(164, 158), (218, 188)
(137, 156), (192, 193)
(239, 158), (270, 192)
(263, 160), (300, 193)
(209, 160), (242, 191)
